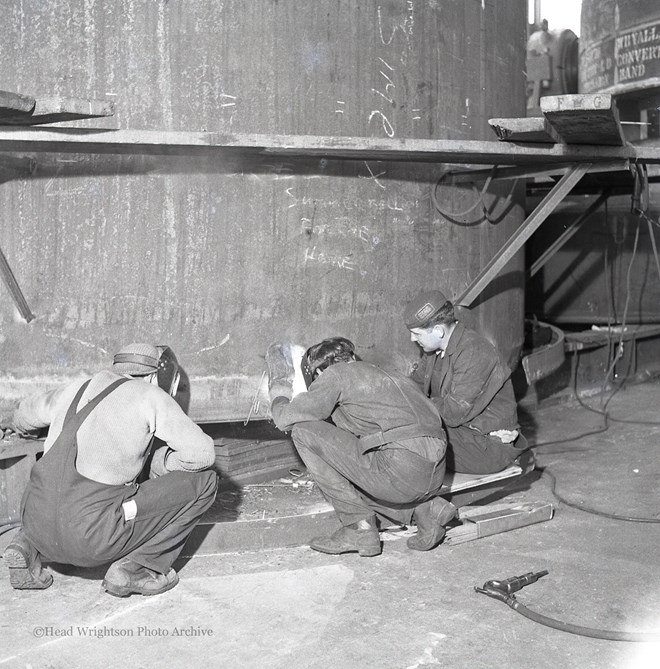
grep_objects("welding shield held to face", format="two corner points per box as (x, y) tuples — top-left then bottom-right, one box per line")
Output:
(112, 343), (181, 398)
(154, 345), (181, 398)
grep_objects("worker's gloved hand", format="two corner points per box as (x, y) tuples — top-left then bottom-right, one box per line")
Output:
(266, 343), (295, 402)
(0, 417), (19, 440)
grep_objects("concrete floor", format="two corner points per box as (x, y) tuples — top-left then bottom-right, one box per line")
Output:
(2, 380), (660, 668)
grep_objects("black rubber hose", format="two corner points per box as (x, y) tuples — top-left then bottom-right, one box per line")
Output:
(541, 468), (660, 524)
(506, 597), (660, 643)
(0, 521), (21, 537)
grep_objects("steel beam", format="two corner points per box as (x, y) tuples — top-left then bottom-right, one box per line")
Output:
(0, 127), (655, 165)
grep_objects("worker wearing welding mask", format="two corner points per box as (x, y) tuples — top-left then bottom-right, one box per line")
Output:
(266, 337), (457, 557)
(404, 289), (529, 475)
(2, 343), (217, 597)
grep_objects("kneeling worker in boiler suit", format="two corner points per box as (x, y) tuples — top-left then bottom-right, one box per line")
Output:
(266, 337), (456, 556)
(2, 343), (217, 597)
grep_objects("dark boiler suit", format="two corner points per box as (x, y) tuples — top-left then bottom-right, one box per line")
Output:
(411, 322), (528, 474)
(271, 360), (447, 527)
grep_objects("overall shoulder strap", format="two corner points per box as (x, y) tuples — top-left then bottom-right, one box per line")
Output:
(78, 378), (130, 420)
(63, 380), (91, 424)
(66, 378), (131, 426)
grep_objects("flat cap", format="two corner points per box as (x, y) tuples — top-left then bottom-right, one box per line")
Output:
(403, 289), (450, 329)
(112, 342), (159, 376)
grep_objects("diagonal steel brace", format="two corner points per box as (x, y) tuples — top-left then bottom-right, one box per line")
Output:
(0, 245), (35, 322)
(455, 163), (591, 307)
(529, 189), (610, 278)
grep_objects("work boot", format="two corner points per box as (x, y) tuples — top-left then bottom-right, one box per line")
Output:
(309, 517), (381, 557)
(4, 530), (53, 590)
(102, 557), (179, 598)
(407, 497), (457, 551)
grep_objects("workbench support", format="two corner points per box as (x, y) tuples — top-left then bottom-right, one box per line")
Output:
(0, 245), (34, 322)
(455, 163), (592, 307)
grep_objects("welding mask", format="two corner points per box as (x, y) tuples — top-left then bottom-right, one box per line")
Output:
(301, 351), (317, 389)
(301, 337), (357, 388)
(154, 345), (181, 397)
(300, 343), (343, 389)
(113, 343), (181, 397)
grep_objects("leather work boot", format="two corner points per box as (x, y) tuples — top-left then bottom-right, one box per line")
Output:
(102, 557), (179, 598)
(4, 530), (53, 590)
(309, 517), (382, 557)
(407, 497), (457, 551)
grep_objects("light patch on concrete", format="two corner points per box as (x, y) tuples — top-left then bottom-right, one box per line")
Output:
(617, 608), (660, 667)
(0, 565), (354, 669)
(404, 632), (447, 669)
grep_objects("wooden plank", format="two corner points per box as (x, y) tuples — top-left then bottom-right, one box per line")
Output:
(564, 324), (660, 352)
(541, 94), (627, 146)
(0, 128), (654, 165)
(0, 439), (43, 461)
(0, 90), (36, 114)
(489, 116), (562, 144)
(0, 97), (114, 125)
(439, 463), (523, 494)
(444, 501), (554, 545)
(455, 163), (591, 307)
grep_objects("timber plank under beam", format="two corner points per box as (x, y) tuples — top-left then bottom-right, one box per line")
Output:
(0, 90), (36, 115)
(488, 116), (562, 144)
(540, 94), (626, 146)
(0, 128), (658, 165)
(0, 97), (114, 125)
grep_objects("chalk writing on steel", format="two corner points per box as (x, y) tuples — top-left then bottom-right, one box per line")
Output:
(376, 2), (415, 46)
(369, 56), (396, 137)
(361, 161), (387, 190)
(304, 246), (356, 272)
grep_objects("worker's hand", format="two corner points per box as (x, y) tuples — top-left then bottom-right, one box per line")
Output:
(0, 420), (18, 440)
(266, 343), (294, 402)
(149, 446), (172, 478)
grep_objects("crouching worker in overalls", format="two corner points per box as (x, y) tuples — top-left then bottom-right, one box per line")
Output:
(2, 343), (217, 597)
(266, 337), (456, 557)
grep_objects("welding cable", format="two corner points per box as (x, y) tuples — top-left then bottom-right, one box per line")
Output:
(540, 468), (660, 524)
(431, 170), (492, 223)
(478, 176), (521, 224)
(496, 593), (660, 642)
(531, 215), (653, 446)
(0, 522), (21, 536)
(431, 166), (520, 226)
(641, 212), (660, 281)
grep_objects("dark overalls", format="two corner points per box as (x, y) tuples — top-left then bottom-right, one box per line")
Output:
(21, 378), (217, 574)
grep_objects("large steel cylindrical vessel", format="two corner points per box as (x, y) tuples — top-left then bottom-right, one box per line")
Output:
(580, 0), (660, 95)
(0, 0), (527, 421)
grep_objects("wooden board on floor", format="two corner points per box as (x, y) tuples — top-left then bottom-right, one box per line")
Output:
(540, 94), (626, 146)
(445, 501), (554, 545)
(438, 463), (524, 494)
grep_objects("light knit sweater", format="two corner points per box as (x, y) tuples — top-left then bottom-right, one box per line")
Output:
(13, 369), (215, 485)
